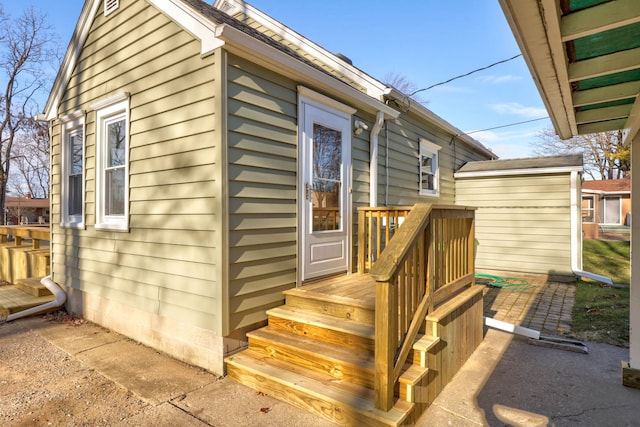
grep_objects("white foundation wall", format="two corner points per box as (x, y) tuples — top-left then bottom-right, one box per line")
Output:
(63, 286), (242, 376)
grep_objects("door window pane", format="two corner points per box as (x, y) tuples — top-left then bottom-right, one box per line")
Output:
(312, 123), (341, 232)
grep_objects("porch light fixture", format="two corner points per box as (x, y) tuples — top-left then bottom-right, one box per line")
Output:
(354, 120), (368, 135)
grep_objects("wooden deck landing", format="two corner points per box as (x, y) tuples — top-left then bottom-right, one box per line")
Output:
(299, 273), (376, 308)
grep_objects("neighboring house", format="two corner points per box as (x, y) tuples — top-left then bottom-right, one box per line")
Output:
(4, 195), (50, 225)
(581, 178), (631, 239)
(455, 155), (584, 278)
(42, 0), (496, 376)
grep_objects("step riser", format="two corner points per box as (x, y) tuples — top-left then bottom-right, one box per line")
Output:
(248, 334), (375, 389)
(226, 361), (413, 427)
(284, 294), (375, 324)
(268, 314), (375, 352)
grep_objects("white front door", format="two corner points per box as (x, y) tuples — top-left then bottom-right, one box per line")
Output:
(299, 96), (352, 281)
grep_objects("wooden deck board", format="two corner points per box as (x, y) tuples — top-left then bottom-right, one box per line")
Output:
(0, 285), (55, 317)
(296, 273), (376, 308)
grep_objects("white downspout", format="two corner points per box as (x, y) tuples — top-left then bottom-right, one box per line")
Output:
(569, 170), (613, 285)
(6, 276), (67, 321)
(369, 111), (385, 207)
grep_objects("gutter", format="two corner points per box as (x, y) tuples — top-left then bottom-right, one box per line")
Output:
(369, 111), (385, 207)
(6, 276), (67, 321)
(569, 170), (613, 285)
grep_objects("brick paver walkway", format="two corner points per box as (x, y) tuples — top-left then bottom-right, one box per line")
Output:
(481, 273), (575, 336)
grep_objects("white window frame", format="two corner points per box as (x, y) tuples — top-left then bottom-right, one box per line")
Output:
(581, 195), (595, 223)
(419, 138), (441, 197)
(60, 111), (86, 228)
(599, 195), (622, 225)
(93, 95), (130, 231)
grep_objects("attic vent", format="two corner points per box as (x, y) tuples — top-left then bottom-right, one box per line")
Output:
(218, 1), (237, 14)
(104, 0), (119, 16)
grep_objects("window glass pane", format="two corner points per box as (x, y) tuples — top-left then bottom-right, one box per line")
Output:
(105, 168), (125, 215)
(70, 131), (83, 175)
(421, 155), (434, 190)
(107, 119), (126, 167)
(312, 123), (341, 232)
(68, 175), (83, 216)
(67, 129), (83, 217)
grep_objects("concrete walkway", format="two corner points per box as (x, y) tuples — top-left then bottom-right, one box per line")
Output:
(2, 275), (638, 426)
(424, 274), (639, 426)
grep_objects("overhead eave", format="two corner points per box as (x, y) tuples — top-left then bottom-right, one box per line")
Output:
(214, 24), (399, 119)
(498, 0), (640, 144)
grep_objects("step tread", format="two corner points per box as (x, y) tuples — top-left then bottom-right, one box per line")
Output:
(16, 277), (51, 297)
(413, 335), (440, 352)
(398, 365), (429, 386)
(226, 350), (413, 426)
(267, 306), (374, 339)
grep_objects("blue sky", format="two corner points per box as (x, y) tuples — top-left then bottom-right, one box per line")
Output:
(4, 0), (552, 159)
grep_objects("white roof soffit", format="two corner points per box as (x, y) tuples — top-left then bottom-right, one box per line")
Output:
(498, 0), (640, 144)
(454, 165), (583, 179)
(43, 0), (398, 120)
(498, 0), (576, 139)
(212, 0), (387, 97)
(213, 23), (399, 118)
(43, 0), (101, 120)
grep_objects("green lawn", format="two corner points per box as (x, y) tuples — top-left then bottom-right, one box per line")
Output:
(570, 239), (630, 347)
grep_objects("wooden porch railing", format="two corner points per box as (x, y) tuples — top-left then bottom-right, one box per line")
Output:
(0, 225), (50, 249)
(362, 204), (475, 411)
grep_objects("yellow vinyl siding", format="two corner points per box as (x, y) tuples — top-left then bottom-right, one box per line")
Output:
(456, 173), (573, 275)
(226, 54), (298, 332)
(366, 114), (486, 206)
(51, 1), (220, 331)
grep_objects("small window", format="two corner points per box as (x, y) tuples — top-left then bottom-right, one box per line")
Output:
(94, 96), (129, 231)
(581, 196), (595, 223)
(60, 112), (85, 228)
(419, 139), (441, 197)
(105, 0), (119, 16)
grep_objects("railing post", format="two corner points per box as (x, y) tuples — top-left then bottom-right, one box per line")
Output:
(374, 277), (396, 411)
(358, 209), (365, 273)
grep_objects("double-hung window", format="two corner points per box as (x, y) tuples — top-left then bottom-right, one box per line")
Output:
(93, 94), (129, 231)
(419, 138), (441, 197)
(61, 112), (85, 228)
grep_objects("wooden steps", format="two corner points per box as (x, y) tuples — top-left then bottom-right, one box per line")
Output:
(0, 277), (53, 318)
(226, 351), (414, 427)
(225, 274), (440, 426)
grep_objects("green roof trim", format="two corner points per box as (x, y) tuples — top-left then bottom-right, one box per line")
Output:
(572, 22), (640, 61)
(576, 68), (640, 91)
(567, 0), (612, 13)
(578, 97), (635, 111)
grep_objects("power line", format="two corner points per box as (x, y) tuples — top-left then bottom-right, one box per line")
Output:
(462, 116), (550, 136)
(409, 54), (523, 96)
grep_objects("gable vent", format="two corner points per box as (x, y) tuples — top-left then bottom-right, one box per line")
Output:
(104, 0), (119, 16)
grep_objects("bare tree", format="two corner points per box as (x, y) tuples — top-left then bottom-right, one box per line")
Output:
(382, 72), (428, 105)
(9, 117), (49, 198)
(0, 5), (58, 213)
(533, 128), (630, 180)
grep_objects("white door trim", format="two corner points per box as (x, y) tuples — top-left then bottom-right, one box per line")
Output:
(297, 87), (355, 283)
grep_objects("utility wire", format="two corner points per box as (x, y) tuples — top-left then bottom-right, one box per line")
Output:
(462, 116), (549, 136)
(408, 54), (523, 96)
